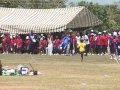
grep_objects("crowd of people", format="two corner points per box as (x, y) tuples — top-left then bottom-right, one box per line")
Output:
(0, 30), (120, 60)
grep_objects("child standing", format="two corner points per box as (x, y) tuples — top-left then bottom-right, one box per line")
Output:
(77, 39), (86, 62)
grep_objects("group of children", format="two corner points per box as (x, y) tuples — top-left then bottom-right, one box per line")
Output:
(77, 30), (120, 61)
(0, 30), (120, 62)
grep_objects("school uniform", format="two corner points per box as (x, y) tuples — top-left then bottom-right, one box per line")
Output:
(96, 35), (102, 54)
(40, 39), (47, 54)
(101, 34), (109, 54)
(53, 39), (61, 54)
(89, 35), (95, 54)
(16, 38), (23, 53)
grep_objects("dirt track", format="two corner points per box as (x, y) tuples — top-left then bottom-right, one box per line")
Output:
(0, 54), (120, 90)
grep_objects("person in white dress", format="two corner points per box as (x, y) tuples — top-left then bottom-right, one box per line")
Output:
(76, 33), (81, 53)
(47, 34), (53, 56)
(84, 34), (90, 56)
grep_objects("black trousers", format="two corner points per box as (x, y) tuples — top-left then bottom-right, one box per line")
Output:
(96, 45), (102, 54)
(85, 44), (90, 55)
(102, 45), (107, 54)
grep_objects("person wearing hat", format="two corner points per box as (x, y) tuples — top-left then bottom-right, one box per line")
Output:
(53, 36), (61, 55)
(76, 33), (81, 53)
(47, 34), (53, 55)
(101, 30), (109, 55)
(24, 36), (30, 53)
(39, 36), (47, 55)
(109, 34), (118, 60)
(16, 35), (23, 53)
(90, 29), (94, 37)
(84, 33), (90, 56)
(89, 33), (95, 55)
(10, 34), (16, 52)
(5, 33), (11, 53)
(96, 32), (102, 55)
(28, 32), (36, 54)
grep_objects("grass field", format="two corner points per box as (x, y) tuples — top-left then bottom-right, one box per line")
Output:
(0, 54), (120, 90)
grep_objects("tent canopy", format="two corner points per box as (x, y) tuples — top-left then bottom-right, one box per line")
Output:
(0, 6), (102, 34)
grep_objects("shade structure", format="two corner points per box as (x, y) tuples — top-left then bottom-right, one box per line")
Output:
(0, 6), (102, 34)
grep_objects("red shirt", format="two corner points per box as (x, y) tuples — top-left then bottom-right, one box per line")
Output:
(70, 34), (77, 44)
(72, 35), (77, 44)
(40, 39), (47, 47)
(6, 36), (11, 43)
(53, 39), (61, 48)
(11, 38), (17, 45)
(96, 35), (102, 45)
(2, 37), (7, 45)
(16, 38), (23, 48)
(25, 39), (30, 46)
(90, 36), (95, 46)
(101, 35), (109, 46)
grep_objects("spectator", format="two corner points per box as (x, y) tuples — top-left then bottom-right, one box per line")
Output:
(89, 33), (95, 55)
(53, 36), (61, 54)
(39, 36), (47, 54)
(96, 32), (102, 55)
(24, 36), (30, 53)
(16, 36), (23, 53)
(101, 31), (109, 55)
(84, 33), (90, 56)
(47, 34), (53, 55)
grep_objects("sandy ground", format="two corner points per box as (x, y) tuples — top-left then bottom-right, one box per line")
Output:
(0, 54), (120, 90)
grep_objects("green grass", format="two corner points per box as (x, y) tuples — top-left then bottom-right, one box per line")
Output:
(0, 54), (120, 90)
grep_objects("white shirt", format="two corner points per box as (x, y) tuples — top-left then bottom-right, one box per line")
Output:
(48, 38), (53, 45)
(84, 35), (90, 45)
(76, 36), (80, 44)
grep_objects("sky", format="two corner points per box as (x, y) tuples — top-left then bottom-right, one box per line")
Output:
(68, 0), (120, 5)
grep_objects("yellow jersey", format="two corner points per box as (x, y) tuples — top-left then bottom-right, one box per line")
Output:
(77, 43), (86, 52)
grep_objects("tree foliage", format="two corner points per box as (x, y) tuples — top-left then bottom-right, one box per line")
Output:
(0, 0), (67, 9)
(78, 1), (120, 31)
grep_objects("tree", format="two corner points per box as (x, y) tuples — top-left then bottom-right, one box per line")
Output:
(45, 0), (67, 8)
(68, 2), (76, 7)
(77, 1), (120, 31)
(0, 0), (23, 8)
(0, 0), (67, 9)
